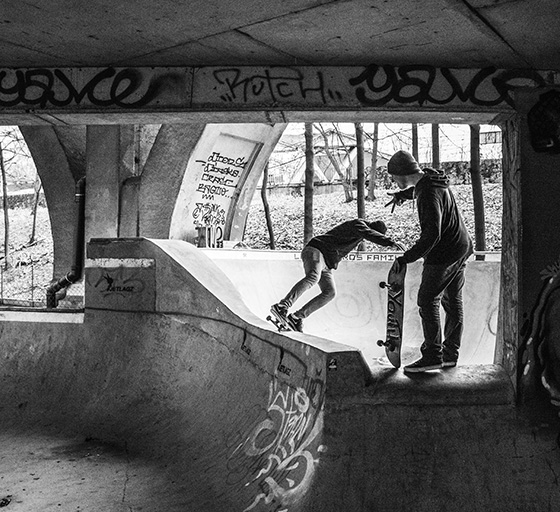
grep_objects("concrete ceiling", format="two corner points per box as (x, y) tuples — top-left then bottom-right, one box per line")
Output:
(1, 0), (558, 70)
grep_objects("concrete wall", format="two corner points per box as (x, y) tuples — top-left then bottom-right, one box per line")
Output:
(518, 88), (560, 317)
(0, 239), (559, 511)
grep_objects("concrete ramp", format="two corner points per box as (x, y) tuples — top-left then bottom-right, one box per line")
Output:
(206, 249), (500, 366)
(2, 240), (558, 512)
(0, 238), (369, 512)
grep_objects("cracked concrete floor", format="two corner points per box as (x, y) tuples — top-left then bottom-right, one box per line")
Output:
(0, 430), (193, 512)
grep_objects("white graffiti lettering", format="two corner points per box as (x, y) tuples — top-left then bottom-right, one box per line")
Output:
(239, 381), (325, 512)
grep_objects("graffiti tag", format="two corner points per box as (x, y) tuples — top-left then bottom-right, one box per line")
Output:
(213, 68), (342, 104)
(0, 67), (181, 108)
(349, 64), (547, 108)
(228, 381), (325, 512)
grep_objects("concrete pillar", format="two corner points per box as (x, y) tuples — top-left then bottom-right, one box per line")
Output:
(20, 125), (86, 279)
(84, 126), (121, 242)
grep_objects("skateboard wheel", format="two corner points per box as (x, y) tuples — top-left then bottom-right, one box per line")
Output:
(379, 281), (388, 289)
(377, 339), (384, 347)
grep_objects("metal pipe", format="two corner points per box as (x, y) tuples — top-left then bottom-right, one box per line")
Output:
(46, 177), (86, 308)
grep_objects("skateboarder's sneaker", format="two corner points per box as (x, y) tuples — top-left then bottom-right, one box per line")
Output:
(271, 303), (289, 321)
(403, 356), (443, 373)
(287, 313), (303, 332)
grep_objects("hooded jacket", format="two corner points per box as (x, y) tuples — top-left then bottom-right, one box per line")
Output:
(401, 168), (473, 265)
(307, 219), (396, 269)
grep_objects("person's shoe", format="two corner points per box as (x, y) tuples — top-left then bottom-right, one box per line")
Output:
(271, 303), (288, 320)
(442, 360), (458, 368)
(403, 356), (443, 373)
(287, 313), (303, 332)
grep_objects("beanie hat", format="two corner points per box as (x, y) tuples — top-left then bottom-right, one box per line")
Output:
(368, 220), (387, 234)
(387, 150), (421, 176)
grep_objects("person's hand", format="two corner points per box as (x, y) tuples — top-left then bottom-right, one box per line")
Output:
(391, 256), (407, 274)
(384, 192), (404, 213)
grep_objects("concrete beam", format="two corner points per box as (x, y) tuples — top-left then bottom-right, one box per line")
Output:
(1, 65), (559, 125)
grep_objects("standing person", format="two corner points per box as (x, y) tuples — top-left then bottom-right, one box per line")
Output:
(271, 219), (404, 332)
(386, 150), (473, 373)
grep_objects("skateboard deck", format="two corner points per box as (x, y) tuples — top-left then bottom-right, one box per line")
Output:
(377, 262), (407, 368)
(266, 307), (292, 332)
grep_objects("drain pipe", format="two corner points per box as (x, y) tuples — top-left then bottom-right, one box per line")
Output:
(46, 177), (86, 308)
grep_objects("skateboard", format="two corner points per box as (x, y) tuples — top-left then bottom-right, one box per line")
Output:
(266, 307), (292, 332)
(377, 262), (407, 368)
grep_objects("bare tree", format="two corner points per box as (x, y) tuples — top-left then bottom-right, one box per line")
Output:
(367, 123), (379, 201)
(315, 123), (354, 202)
(432, 123), (440, 168)
(0, 141), (8, 270)
(260, 163), (275, 249)
(355, 122), (365, 218)
(412, 123), (419, 161)
(470, 124), (486, 260)
(304, 123), (314, 244)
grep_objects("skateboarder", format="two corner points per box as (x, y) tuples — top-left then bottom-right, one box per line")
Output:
(271, 219), (404, 332)
(386, 150), (473, 373)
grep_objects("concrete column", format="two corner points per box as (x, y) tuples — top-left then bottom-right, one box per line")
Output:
(85, 126), (121, 242)
(20, 126), (86, 279)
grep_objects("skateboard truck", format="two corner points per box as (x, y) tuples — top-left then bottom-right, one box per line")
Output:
(379, 280), (403, 292)
(377, 338), (397, 351)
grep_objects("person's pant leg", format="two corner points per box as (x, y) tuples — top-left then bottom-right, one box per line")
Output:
(296, 266), (336, 318)
(418, 258), (468, 360)
(441, 260), (467, 362)
(279, 246), (323, 310)
(417, 264), (445, 359)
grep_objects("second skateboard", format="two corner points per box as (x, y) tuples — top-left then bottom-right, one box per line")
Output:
(377, 261), (407, 368)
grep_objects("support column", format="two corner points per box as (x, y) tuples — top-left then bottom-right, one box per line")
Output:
(85, 126), (121, 242)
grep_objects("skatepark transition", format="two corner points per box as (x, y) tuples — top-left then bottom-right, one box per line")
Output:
(0, 238), (557, 512)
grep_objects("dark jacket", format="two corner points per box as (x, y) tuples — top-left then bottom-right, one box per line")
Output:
(307, 219), (396, 269)
(401, 168), (473, 265)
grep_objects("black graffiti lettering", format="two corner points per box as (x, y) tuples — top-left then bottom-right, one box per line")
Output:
(350, 64), (547, 108)
(395, 65), (437, 105)
(213, 68), (328, 104)
(491, 69), (547, 107)
(21, 69), (55, 108)
(199, 161), (241, 179)
(208, 151), (247, 169)
(192, 202), (226, 226)
(196, 183), (229, 197)
(52, 67), (116, 107)
(277, 364), (292, 376)
(201, 173), (235, 187)
(0, 67), (166, 108)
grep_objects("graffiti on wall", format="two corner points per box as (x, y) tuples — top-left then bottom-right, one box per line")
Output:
(209, 65), (550, 108)
(0, 65), (554, 112)
(195, 151), (247, 202)
(227, 379), (326, 512)
(348, 65), (547, 108)
(191, 136), (258, 247)
(519, 256), (560, 410)
(212, 68), (342, 104)
(0, 67), (186, 108)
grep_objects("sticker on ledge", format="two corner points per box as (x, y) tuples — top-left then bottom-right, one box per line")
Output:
(328, 358), (338, 370)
